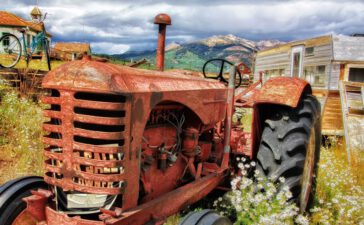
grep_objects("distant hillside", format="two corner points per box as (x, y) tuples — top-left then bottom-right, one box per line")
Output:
(115, 34), (284, 71)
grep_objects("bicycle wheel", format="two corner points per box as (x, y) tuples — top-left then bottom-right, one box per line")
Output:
(0, 34), (22, 68)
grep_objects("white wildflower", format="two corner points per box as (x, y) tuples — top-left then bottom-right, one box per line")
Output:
(285, 190), (292, 199)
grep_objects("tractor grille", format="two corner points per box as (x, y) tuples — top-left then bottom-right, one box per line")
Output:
(41, 90), (128, 195)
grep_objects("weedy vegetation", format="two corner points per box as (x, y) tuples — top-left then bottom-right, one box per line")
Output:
(310, 138), (364, 225)
(0, 78), (44, 184)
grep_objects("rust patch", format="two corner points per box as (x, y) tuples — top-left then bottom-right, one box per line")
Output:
(133, 98), (145, 123)
(254, 77), (311, 108)
(150, 92), (163, 108)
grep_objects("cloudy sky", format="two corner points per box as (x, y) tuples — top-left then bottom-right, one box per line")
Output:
(2, 0), (364, 54)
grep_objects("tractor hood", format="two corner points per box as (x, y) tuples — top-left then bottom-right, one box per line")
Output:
(42, 57), (226, 93)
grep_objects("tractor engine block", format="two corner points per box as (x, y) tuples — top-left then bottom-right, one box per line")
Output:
(139, 105), (189, 203)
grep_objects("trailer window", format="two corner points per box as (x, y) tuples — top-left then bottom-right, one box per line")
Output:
(305, 47), (314, 56)
(264, 69), (284, 81)
(303, 65), (326, 86)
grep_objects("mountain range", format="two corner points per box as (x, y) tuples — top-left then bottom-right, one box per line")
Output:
(115, 34), (284, 71)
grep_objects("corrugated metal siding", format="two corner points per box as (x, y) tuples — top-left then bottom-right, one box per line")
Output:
(333, 35), (364, 61)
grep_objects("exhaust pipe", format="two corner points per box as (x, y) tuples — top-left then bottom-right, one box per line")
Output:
(154, 13), (171, 71)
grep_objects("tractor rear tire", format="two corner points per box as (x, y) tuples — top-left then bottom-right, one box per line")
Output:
(256, 95), (321, 212)
(179, 209), (232, 225)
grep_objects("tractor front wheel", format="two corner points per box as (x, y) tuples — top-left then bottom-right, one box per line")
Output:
(0, 176), (46, 225)
(256, 95), (321, 212)
(179, 209), (232, 225)
(0, 190), (37, 225)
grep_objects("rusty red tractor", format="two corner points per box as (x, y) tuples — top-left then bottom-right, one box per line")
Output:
(0, 14), (321, 225)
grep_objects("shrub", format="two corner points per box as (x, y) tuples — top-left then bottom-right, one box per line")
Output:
(214, 157), (309, 225)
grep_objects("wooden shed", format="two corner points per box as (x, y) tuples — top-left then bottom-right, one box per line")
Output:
(52, 42), (91, 61)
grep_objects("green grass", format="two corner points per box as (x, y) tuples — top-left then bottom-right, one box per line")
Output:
(107, 57), (156, 70)
(14, 58), (65, 71)
(130, 49), (210, 71)
(164, 215), (181, 225)
(0, 55), (65, 71)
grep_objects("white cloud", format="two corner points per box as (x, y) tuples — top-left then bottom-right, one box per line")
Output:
(1, 0), (363, 53)
(91, 42), (130, 54)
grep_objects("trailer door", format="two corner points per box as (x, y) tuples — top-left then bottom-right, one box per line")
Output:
(290, 45), (304, 77)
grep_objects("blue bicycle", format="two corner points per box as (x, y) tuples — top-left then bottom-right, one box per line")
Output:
(0, 14), (51, 70)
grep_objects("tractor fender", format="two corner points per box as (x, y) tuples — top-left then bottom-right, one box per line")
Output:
(0, 176), (47, 214)
(250, 77), (312, 158)
(254, 77), (312, 108)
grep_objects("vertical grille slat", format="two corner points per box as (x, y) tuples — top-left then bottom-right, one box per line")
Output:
(43, 89), (127, 195)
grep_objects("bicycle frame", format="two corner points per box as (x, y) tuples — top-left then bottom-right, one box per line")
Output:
(20, 29), (47, 61)
(0, 15), (51, 70)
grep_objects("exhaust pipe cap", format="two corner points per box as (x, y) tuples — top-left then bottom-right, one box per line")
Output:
(154, 13), (172, 25)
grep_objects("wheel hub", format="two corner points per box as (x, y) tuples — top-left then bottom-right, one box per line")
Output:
(12, 210), (37, 225)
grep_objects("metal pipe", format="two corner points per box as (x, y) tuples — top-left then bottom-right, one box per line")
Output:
(222, 65), (237, 168)
(154, 13), (171, 71)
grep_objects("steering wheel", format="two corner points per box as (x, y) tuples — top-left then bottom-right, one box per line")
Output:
(202, 58), (242, 88)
